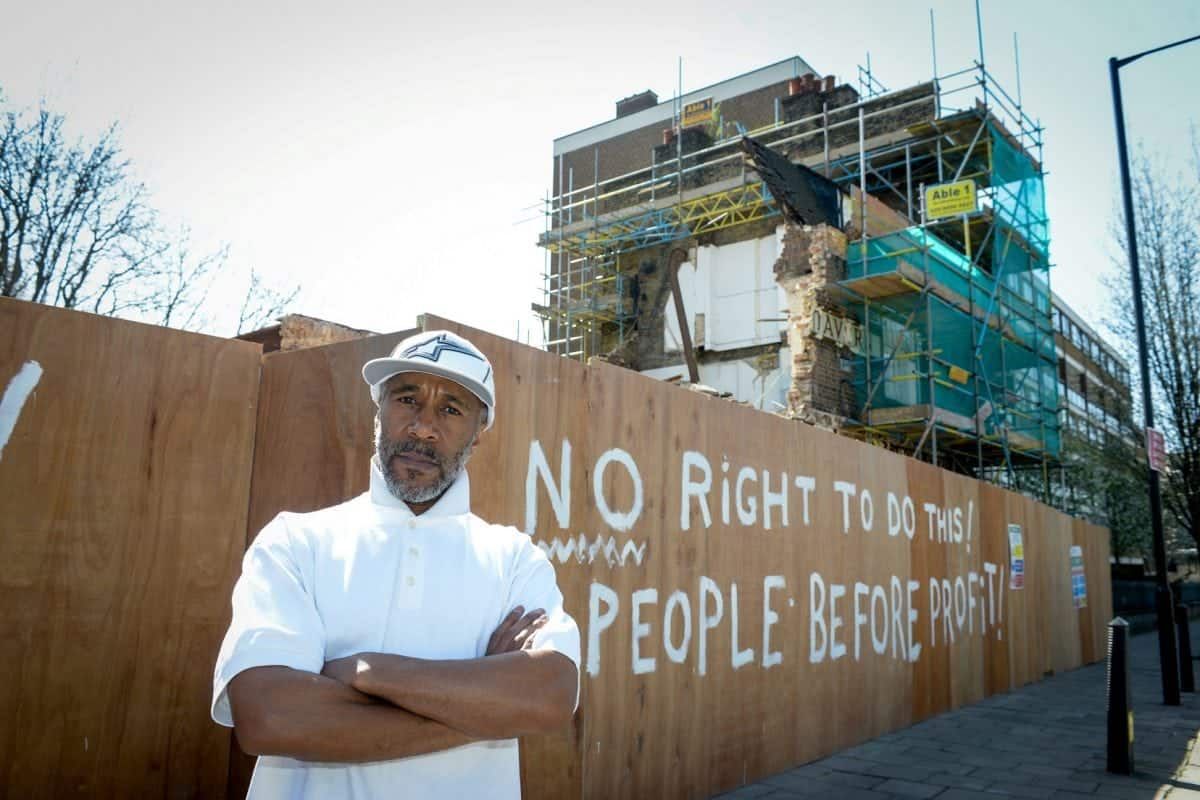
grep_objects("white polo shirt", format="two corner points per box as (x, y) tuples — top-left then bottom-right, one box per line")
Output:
(211, 462), (581, 800)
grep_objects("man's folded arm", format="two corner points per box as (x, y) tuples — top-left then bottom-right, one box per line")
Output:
(326, 647), (573, 743)
(335, 544), (583, 741)
(227, 665), (475, 763)
(340, 649), (578, 740)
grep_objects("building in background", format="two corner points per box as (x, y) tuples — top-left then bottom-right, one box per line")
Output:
(535, 55), (1124, 506)
(1050, 293), (1138, 531)
(1052, 294), (1132, 446)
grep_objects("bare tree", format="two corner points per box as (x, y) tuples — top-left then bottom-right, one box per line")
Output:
(1, 92), (298, 333)
(1060, 406), (1152, 563)
(236, 267), (300, 335)
(1106, 144), (1200, 551)
(0, 105), (158, 312)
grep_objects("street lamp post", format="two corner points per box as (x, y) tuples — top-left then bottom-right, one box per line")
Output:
(1109, 32), (1200, 707)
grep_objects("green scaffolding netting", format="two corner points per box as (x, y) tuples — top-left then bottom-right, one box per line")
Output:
(842, 122), (1060, 460)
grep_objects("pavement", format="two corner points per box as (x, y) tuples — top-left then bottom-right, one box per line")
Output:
(713, 621), (1200, 799)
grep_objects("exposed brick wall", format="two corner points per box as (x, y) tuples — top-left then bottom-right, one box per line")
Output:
(236, 315), (375, 354)
(779, 82), (936, 163)
(773, 224), (856, 427)
(846, 185), (915, 238)
(551, 80), (794, 219)
(628, 246), (677, 370)
(550, 80), (935, 227)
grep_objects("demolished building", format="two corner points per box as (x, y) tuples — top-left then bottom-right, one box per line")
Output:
(535, 55), (1072, 497)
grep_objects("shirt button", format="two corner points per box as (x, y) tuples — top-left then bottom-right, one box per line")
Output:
(406, 519), (416, 529)
(409, 547), (420, 558)
(406, 576), (416, 587)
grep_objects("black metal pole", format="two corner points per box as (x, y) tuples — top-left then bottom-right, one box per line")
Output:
(1109, 56), (1180, 705)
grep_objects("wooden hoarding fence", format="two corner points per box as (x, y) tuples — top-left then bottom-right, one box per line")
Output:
(248, 314), (1111, 799)
(0, 301), (1111, 798)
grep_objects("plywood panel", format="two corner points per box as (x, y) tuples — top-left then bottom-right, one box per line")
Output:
(978, 482), (1012, 696)
(0, 299), (261, 798)
(907, 458), (948, 721)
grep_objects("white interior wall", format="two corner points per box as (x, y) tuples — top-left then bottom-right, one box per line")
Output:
(664, 226), (787, 354)
(655, 225), (791, 411)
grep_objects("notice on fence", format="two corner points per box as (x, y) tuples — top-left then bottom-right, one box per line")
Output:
(1008, 524), (1025, 590)
(1070, 544), (1087, 608)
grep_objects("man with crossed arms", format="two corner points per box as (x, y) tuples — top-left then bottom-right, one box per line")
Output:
(211, 330), (580, 799)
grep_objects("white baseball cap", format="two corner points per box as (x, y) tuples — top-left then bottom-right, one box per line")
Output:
(362, 330), (496, 430)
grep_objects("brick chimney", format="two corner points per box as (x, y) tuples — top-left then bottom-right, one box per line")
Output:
(616, 90), (658, 118)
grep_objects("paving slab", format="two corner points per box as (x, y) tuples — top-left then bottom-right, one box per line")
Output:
(712, 622), (1200, 799)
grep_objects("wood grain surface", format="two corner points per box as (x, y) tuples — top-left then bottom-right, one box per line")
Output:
(0, 302), (1115, 799)
(0, 299), (261, 798)
(414, 316), (1113, 799)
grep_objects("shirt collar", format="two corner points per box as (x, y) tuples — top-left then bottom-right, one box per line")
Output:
(369, 458), (472, 518)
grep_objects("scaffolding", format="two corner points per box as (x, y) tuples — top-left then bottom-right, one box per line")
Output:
(535, 60), (1060, 490)
(826, 65), (1059, 493)
(537, 64), (955, 360)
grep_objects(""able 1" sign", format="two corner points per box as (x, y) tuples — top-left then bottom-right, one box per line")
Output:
(924, 179), (978, 220)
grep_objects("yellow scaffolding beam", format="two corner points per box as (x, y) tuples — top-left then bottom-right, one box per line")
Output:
(544, 182), (773, 259)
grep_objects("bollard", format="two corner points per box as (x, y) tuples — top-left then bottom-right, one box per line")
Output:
(1176, 604), (1195, 692)
(1107, 617), (1134, 775)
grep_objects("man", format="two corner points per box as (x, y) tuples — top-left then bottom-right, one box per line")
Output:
(211, 330), (580, 799)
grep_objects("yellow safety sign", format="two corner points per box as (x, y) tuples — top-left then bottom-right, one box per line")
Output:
(925, 179), (978, 220)
(682, 97), (714, 128)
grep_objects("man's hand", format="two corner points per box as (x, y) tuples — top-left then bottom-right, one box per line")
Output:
(320, 605), (548, 688)
(486, 605), (547, 655)
(322, 655), (369, 690)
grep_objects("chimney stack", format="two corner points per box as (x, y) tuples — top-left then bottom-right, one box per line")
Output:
(616, 90), (659, 119)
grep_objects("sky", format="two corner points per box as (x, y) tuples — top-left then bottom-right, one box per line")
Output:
(1, 0), (1197, 348)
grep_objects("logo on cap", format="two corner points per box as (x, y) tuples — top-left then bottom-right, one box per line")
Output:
(403, 333), (481, 363)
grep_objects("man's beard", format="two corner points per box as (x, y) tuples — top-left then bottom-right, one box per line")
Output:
(375, 417), (475, 504)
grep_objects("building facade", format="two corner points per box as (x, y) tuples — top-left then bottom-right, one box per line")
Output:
(538, 56), (1128, 506)
(1052, 294), (1132, 445)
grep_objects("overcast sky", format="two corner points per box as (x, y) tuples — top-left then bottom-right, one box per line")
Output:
(1, 0), (1197, 348)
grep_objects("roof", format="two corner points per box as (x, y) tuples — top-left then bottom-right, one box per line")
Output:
(553, 56), (817, 157)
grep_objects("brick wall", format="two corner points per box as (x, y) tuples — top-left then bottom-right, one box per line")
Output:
(773, 223), (856, 427)
(780, 82), (936, 162)
(551, 80), (794, 220)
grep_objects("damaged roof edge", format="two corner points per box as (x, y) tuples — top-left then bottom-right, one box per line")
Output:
(552, 56), (817, 157)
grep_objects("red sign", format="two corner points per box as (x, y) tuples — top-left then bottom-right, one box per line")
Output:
(1147, 428), (1166, 473)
